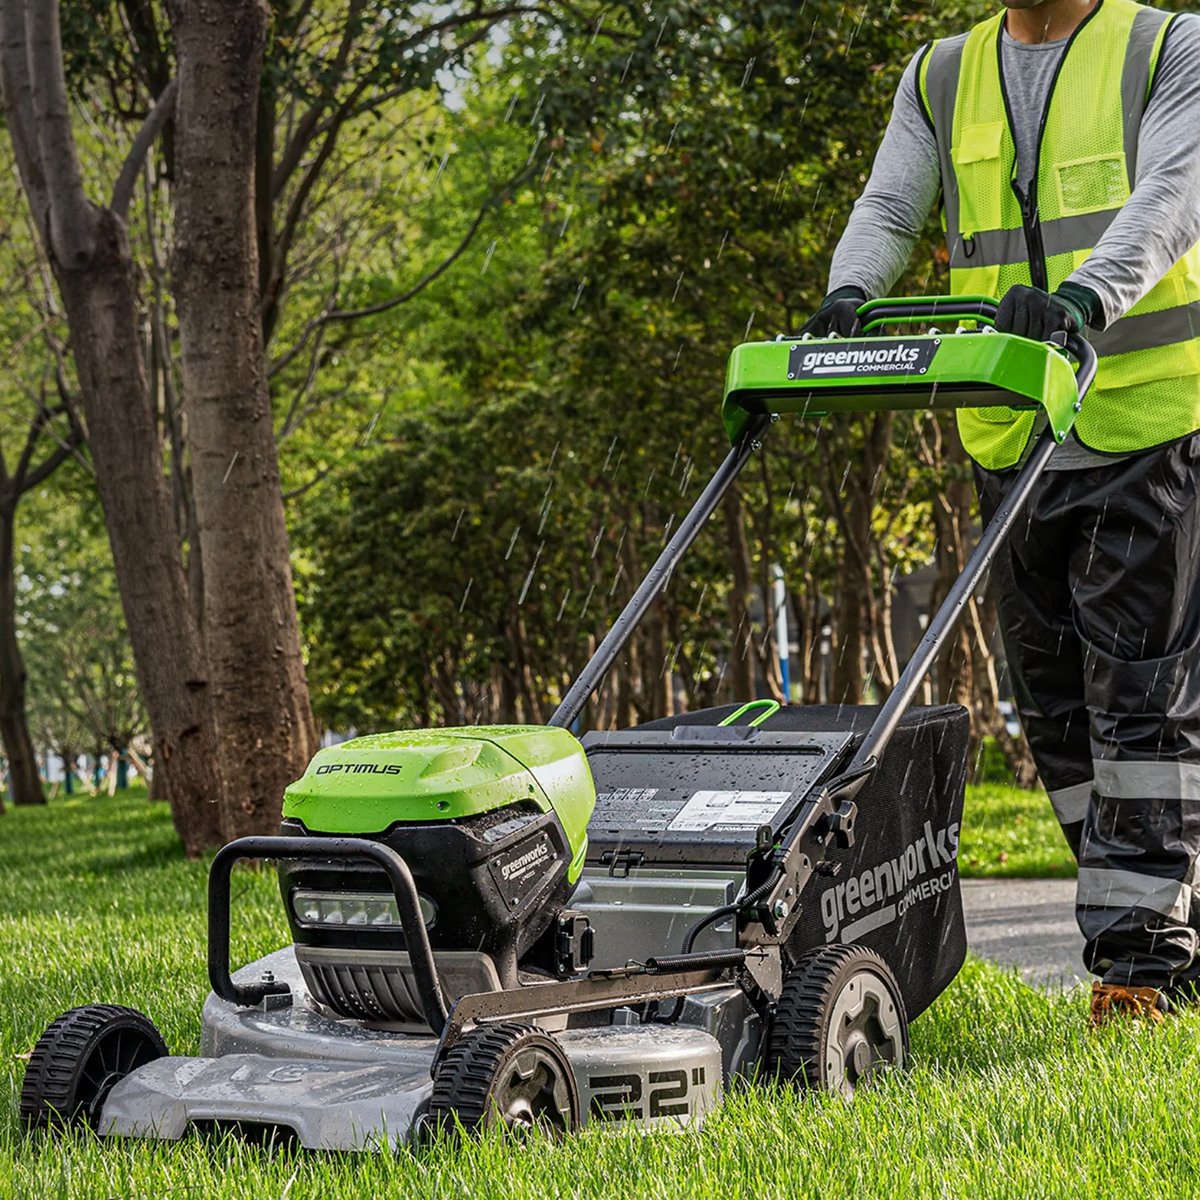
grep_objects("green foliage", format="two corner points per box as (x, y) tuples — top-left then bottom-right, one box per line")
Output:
(295, 0), (999, 729)
(20, 474), (146, 759)
(0, 791), (1193, 1198)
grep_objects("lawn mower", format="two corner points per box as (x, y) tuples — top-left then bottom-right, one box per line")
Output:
(19, 297), (1094, 1148)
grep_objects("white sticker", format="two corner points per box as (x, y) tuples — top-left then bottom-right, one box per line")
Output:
(666, 790), (793, 832)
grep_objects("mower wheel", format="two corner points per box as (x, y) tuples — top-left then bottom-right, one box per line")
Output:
(19, 1004), (168, 1131)
(766, 943), (908, 1098)
(427, 1022), (579, 1137)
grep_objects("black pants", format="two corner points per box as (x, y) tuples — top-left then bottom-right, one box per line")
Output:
(976, 434), (1200, 988)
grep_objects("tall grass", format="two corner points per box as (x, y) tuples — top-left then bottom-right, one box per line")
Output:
(0, 790), (1185, 1199)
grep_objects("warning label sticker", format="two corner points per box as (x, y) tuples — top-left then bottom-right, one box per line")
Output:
(667, 790), (793, 832)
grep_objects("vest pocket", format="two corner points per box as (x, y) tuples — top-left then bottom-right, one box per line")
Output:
(952, 122), (1005, 239)
(954, 122), (1004, 164)
(1054, 153), (1129, 217)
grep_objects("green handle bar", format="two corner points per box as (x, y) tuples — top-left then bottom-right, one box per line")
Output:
(719, 699), (781, 728)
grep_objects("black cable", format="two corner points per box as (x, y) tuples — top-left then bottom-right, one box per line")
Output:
(655, 869), (782, 1024)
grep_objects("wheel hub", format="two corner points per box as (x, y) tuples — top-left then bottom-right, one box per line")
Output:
(825, 970), (905, 1097)
(495, 1049), (573, 1132)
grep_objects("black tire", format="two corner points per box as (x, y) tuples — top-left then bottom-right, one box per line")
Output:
(766, 944), (908, 1098)
(427, 1022), (579, 1137)
(20, 1004), (168, 1131)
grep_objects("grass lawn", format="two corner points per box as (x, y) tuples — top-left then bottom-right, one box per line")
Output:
(2, 786), (1184, 1200)
(958, 784), (1077, 878)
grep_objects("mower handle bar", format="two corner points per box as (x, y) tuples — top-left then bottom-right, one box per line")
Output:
(208, 835), (450, 1034)
(551, 304), (1097, 752)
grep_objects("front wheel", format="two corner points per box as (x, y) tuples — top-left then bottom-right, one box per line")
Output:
(765, 944), (908, 1098)
(20, 1004), (169, 1130)
(427, 1022), (579, 1137)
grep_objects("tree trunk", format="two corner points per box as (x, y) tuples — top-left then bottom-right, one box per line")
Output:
(1, 0), (225, 852)
(0, 499), (42, 804)
(167, 0), (316, 838)
(54, 215), (226, 853)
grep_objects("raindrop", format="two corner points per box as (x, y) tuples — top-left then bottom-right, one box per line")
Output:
(519, 542), (545, 605)
(505, 525), (521, 560)
(459, 578), (473, 612)
(608, 563), (625, 598)
(481, 239), (497, 274)
(451, 508), (465, 541)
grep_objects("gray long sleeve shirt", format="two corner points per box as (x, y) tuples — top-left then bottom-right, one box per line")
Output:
(827, 13), (1200, 468)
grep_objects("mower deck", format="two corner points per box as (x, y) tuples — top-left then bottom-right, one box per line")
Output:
(101, 946), (729, 1148)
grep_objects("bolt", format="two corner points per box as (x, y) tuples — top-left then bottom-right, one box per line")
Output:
(772, 899), (790, 920)
(261, 970), (275, 984)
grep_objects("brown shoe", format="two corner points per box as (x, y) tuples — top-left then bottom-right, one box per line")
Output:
(1089, 981), (1170, 1029)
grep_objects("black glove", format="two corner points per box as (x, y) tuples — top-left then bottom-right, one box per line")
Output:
(801, 285), (866, 338)
(995, 282), (1103, 341)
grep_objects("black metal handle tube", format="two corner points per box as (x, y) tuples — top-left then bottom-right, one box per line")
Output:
(208, 835), (449, 1033)
(549, 412), (771, 729)
(851, 331), (1096, 770)
(857, 298), (1000, 325)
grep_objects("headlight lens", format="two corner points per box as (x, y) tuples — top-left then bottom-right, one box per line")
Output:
(291, 889), (437, 929)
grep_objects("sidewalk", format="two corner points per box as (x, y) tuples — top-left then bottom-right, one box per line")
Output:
(961, 877), (1086, 988)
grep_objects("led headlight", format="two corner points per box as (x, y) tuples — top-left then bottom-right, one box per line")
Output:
(291, 889), (437, 929)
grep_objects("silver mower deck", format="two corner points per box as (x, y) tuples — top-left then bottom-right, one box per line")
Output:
(101, 866), (759, 1150)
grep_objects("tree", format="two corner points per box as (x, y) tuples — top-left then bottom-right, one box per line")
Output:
(0, 0), (224, 851)
(164, 0), (315, 836)
(0, 161), (84, 805)
(21, 481), (148, 793)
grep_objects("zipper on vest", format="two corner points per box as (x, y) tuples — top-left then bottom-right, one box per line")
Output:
(1012, 182), (1048, 290)
(994, 2), (1103, 293)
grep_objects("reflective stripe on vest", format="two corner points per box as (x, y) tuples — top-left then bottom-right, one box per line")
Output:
(918, 0), (1200, 469)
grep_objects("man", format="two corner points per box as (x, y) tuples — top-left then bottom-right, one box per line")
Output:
(807, 0), (1200, 1023)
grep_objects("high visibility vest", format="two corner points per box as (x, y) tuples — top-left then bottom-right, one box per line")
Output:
(918, 0), (1200, 469)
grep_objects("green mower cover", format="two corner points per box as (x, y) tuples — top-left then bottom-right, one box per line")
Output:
(722, 315), (1080, 443)
(282, 726), (595, 882)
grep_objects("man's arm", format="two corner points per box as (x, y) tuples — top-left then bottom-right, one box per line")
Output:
(826, 51), (943, 300)
(1069, 14), (1200, 327)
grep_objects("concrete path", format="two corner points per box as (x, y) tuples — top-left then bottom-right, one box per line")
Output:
(961, 877), (1087, 988)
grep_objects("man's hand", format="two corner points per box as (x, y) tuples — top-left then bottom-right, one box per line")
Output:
(801, 286), (866, 338)
(995, 282), (1103, 341)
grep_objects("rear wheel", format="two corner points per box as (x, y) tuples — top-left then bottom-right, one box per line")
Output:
(20, 1004), (168, 1130)
(427, 1022), (579, 1137)
(766, 944), (907, 1098)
